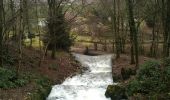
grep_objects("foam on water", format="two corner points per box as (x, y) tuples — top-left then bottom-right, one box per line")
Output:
(47, 53), (114, 100)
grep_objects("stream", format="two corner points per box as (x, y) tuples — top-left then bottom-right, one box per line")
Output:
(47, 53), (114, 100)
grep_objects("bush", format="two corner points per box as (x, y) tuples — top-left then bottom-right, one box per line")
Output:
(164, 66), (170, 80)
(126, 80), (142, 96)
(2, 49), (17, 66)
(162, 57), (170, 67)
(0, 67), (29, 89)
(127, 60), (170, 99)
(29, 77), (52, 100)
(162, 58), (170, 91)
(161, 58), (170, 92)
(137, 60), (161, 80)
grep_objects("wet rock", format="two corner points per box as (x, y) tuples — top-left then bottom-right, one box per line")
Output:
(105, 85), (128, 100)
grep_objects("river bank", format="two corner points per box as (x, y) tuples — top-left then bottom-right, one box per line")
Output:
(0, 47), (83, 100)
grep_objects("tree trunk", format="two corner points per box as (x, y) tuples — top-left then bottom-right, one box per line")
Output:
(48, 0), (57, 59)
(162, 0), (167, 57)
(126, 0), (139, 67)
(94, 42), (97, 51)
(113, 0), (120, 59)
(23, 0), (31, 47)
(0, 0), (3, 67)
(35, 0), (43, 67)
(17, 0), (24, 77)
(164, 0), (170, 57)
(150, 15), (157, 57)
(10, 0), (16, 40)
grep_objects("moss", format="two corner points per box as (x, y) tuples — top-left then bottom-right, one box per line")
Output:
(105, 85), (128, 100)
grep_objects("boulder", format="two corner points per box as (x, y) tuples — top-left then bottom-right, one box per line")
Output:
(105, 85), (128, 100)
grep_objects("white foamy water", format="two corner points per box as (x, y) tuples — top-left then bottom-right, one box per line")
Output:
(47, 53), (114, 100)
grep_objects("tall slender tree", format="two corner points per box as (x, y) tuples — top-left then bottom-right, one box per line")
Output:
(126, 0), (139, 67)
(0, 0), (3, 67)
(164, 0), (170, 57)
(48, 0), (57, 59)
(114, 0), (121, 59)
(10, 0), (16, 39)
(17, 0), (24, 76)
(23, 0), (31, 47)
(162, 0), (167, 57)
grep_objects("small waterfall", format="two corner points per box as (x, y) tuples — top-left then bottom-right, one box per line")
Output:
(47, 53), (114, 100)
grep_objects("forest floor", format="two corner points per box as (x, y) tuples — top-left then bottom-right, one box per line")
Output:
(112, 54), (155, 82)
(0, 46), (83, 100)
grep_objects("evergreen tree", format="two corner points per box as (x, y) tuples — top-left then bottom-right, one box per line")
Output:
(45, 0), (73, 59)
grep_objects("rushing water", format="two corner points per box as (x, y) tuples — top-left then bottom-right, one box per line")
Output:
(47, 53), (114, 100)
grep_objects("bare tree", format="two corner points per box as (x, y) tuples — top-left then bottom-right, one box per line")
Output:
(0, 0), (3, 67)
(164, 0), (170, 57)
(126, 0), (139, 67)
(17, 0), (24, 76)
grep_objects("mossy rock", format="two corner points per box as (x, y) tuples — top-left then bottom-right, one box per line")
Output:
(105, 85), (128, 100)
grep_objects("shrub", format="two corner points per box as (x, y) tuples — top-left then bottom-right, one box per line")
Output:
(2, 49), (17, 66)
(0, 67), (29, 89)
(109, 59), (170, 99)
(137, 60), (161, 80)
(128, 61), (161, 94)
(162, 57), (170, 86)
(137, 60), (164, 93)
(126, 80), (142, 96)
(163, 66), (170, 92)
(29, 77), (52, 100)
(162, 57), (170, 67)
(127, 60), (165, 96)
(164, 66), (170, 80)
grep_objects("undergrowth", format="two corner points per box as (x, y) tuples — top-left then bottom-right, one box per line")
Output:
(0, 67), (30, 89)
